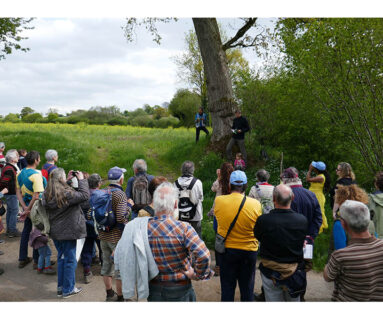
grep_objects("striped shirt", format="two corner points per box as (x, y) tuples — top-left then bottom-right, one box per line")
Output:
(97, 185), (130, 244)
(325, 236), (383, 301)
(148, 214), (213, 282)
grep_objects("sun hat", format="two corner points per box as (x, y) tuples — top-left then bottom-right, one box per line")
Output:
(311, 161), (326, 171)
(230, 170), (247, 185)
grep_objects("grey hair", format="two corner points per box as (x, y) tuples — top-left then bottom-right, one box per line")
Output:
(45, 149), (58, 161)
(181, 161), (195, 176)
(256, 169), (270, 182)
(273, 184), (293, 207)
(153, 182), (178, 215)
(5, 149), (19, 163)
(109, 175), (124, 185)
(88, 173), (102, 189)
(339, 200), (370, 233)
(0, 142), (5, 148)
(133, 159), (147, 173)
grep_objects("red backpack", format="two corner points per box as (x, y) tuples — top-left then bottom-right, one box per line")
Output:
(41, 164), (55, 181)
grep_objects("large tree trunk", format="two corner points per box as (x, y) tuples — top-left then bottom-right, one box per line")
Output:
(192, 18), (237, 144)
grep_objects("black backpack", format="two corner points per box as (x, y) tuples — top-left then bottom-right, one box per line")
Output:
(175, 177), (198, 221)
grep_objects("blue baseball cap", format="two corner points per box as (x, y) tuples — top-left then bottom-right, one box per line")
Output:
(230, 170), (247, 185)
(311, 161), (326, 171)
(108, 166), (127, 180)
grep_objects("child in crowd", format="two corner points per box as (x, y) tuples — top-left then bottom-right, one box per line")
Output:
(17, 149), (28, 170)
(29, 226), (56, 275)
(0, 142), (5, 170)
(234, 153), (246, 170)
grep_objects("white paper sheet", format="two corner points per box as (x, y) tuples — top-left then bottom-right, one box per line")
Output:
(303, 244), (313, 259)
(76, 238), (85, 262)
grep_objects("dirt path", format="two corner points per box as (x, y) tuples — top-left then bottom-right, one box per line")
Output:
(0, 221), (333, 302)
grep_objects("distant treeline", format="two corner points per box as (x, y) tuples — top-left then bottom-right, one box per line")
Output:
(1, 88), (206, 129)
(0, 104), (181, 128)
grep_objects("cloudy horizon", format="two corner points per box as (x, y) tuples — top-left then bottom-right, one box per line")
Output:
(0, 17), (273, 117)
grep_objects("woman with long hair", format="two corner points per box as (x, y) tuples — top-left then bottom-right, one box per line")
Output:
(331, 184), (373, 252)
(330, 162), (356, 216)
(306, 161), (331, 233)
(209, 162), (234, 276)
(43, 168), (89, 298)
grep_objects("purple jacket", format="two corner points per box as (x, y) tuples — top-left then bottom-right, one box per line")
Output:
(29, 228), (49, 250)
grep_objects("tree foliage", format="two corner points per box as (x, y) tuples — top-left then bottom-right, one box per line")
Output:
(0, 18), (34, 60)
(276, 18), (383, 174)
(168, 89), (201, 127)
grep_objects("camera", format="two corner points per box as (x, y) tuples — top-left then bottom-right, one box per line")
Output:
(72, 170), (79, 176)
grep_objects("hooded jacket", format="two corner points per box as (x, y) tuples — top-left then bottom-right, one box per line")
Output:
(368, 191), (383, 239)
(43, 179), (89, 241)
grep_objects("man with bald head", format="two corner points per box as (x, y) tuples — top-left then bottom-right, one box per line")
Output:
(254, 184), (308, 301)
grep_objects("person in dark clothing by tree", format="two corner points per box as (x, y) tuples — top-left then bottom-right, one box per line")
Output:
(226, 110), (250, 164)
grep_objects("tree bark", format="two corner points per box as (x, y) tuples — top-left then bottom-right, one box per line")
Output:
(192, 18), (237, 143)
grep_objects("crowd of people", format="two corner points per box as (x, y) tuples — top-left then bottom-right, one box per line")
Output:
(1, 139), (383, 302)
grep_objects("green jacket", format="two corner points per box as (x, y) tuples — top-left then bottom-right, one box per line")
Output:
(368, 192), (383, 239)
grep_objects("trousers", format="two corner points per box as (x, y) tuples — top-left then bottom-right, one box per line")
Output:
(226, 138), (247, 164)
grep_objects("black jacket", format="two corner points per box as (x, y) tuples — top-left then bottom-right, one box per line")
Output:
(329, 177), (356, 208)
(254, 208), (308, 263)
(231, 116), (250, 140)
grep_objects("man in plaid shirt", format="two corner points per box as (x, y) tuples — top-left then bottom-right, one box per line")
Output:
(147, 182), (213, 301)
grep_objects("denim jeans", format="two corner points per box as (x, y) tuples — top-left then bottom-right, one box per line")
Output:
(148, 283), (196, 302)
(261, 271), (300, 302)
(19, 217), (39, 262)
(37, 245), (52, 269)
(4, 194), (18, 232)
(54, 239), (77, 295)
(81, 237), (96, 274)
(219, 248), (257, 301)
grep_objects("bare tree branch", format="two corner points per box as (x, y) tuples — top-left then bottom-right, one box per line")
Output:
(222, 18), (257, 51)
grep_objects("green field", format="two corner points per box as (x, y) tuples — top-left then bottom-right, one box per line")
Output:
(0, 123), (331, 270)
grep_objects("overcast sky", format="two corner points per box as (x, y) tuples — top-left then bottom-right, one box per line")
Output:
(1, 0), (373, 117)
(0, 17), (275, 116)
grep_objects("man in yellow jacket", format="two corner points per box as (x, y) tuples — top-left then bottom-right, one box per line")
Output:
(214, 170), (262, 301)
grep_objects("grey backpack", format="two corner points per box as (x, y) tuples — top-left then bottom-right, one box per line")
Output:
(255, 185), (274, 214)
(132, 175), (151, 209)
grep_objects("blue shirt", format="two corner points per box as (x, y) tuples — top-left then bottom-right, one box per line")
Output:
(195, 113), (207, 128)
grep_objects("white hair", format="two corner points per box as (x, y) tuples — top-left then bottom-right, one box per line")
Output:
(45, 149), (58, 161)
(133, 159), (147, 173)
(5, 149), (18, 163)
(340, 200), (370, 233)
(153, 182), (178, 216)
(109, 174), (124, 185)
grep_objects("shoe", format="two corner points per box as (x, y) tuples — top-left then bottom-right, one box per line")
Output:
(0, 268), (4, 275)
(63, 287), (83, 298)
(33, 263), (37, 270)
(37, 268), (43, 274)
(0, 250), (4, 256)
(106, 290), (117, 302)
(57, 288), (63, 297)
(0, 239), (4, 244)
(84, 271), (93, 284)
(18, 257), (32, 268)
(7, 230), (21, 238)
(253, 291), (265, 302)
(43, 267), (56, 275)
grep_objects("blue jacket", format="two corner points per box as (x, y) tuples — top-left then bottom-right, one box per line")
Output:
(289, 184), (322, 242)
